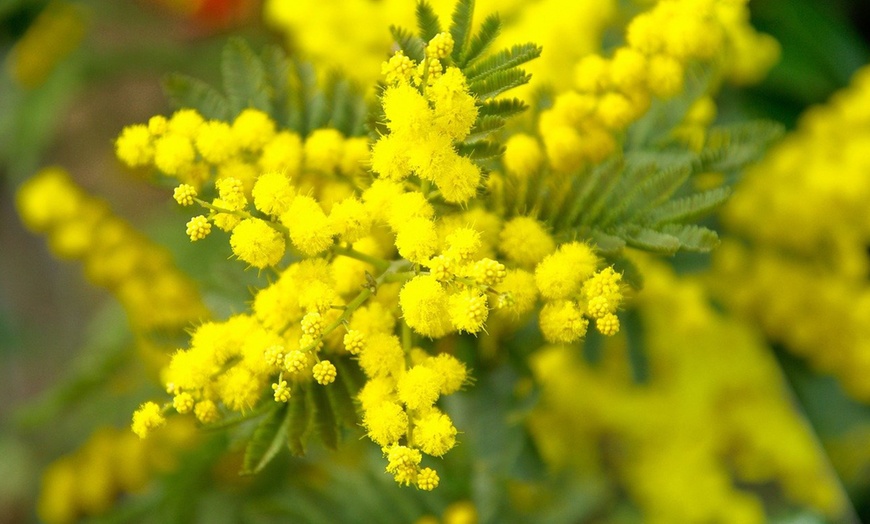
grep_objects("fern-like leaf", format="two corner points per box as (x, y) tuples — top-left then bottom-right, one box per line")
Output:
(241, 403), (289, 475)
(457, 140), (504, 160)
(617, 226), (682, 255)
(658, 224), (720, 252)
(700, 121), (784, 176)
(465, 114), (506, 143)
(463, 13), (501, 67)
(478, 98), (527, 118)
(645, 186), (731, 226)
(286, 384), (310, 456)
(389, 25), (425, 63)
(309, 383), (339, 450)
(468, 68), (531, 100)
(416, 1), (442, 43)
(222, 37), (271, 115)
(464, 43), (541, 83)
(449, 0), (475, 65)
(162, 73), (231, 120)
(262, 45), (291, 126)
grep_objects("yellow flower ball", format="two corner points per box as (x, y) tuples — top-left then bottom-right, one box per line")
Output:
(229, 218), (286, 268)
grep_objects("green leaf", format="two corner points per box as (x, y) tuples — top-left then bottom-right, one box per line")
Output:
(465, 114), (506, 143)
(262, 44), (291, 127)
(617, 226), (682, 255)
(700, 120), (784, 176)
(468, 68), (532, 100)
(449, 0), (475, 65)
(416, 1), (442, 43)
(645, 186), (731, 225)
(286, 385), (310, 456)
(287, 61), (327, 136)
(308, 383), (339, 450)
(241, 403), (289, 475)
(589, 229), (626, 255)
(389, 25), (425, 63)
(457, 140), (504, 160)
(478, 98), (527, 118)
(221, 37), (271, 115)
(325, 76), (367, 136)
(464, 43), (541, 83)
(162, 73), (230, 120)
(658, 224), (720, 252)
(463, 13), (501, 67)
(604, 162), (693, 226)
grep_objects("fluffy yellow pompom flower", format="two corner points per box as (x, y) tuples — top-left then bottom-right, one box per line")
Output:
(253, 172), (296, 216)
(397, 365), (441, 410)
(195, 120), (237, 164)
(382, 83), (432, 135)
(186, 215), (211, 241)
(610, 47), (648, 91)
(394, 217), (439, 264)
(647, 54), (684, 98)
(168, 109), (204, 138)
(539, 300), (589, 343)
(304, 128), (344, 173)
(358, 376), (396, 412)
(445, 227), (481, 263)
(448, 289), (488, 334)
(154, 134), (195, 176)
(385, 444), (422, 486)
(229, 218), (286, 268)
(370, 134), (411, 181)
(499, 216), (556, 269)
(259, 131), (303, 175)
(358, 333), (405, 379)
(434, 153), (481, 204)
(131, 402), (165, 439)
(414, 410), (457, 457)
(115, 124), (153, 167)
(218, 367), (262, 411)
(231, 108), (275, 151)
(416, 468), (439, 491)
(216, 177), (247, 211)
(363, 400), (408, 447)
(329, 197), (372, 243)
(423, 353), (467, 395)
(495, 269), (538, 317)
(399, 276), (453, 338)
(313, 360), (337, 385)
(535, 241), (599, 300)
(282, 195), (335, 256)
(429, 67), (478, 141)
(504, 134), (543, 179)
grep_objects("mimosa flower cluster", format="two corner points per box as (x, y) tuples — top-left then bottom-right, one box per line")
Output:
(713, 64), (870, 401)
(531, 258), (844, 522)
(116, 24), (627, 489)
(16, 167), (207, 338)
(539, 0), (779, 174)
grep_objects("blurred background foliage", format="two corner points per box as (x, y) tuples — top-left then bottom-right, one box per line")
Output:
(2, 0), (870, 522)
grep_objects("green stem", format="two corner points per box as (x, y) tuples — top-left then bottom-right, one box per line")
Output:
(331, 245), (391, 272)
(195, 198), (290, 236)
